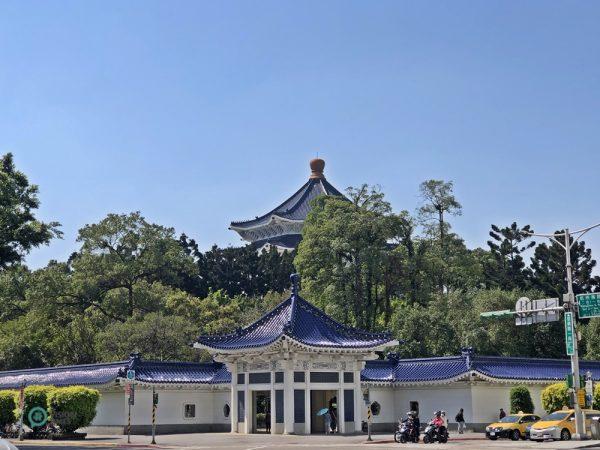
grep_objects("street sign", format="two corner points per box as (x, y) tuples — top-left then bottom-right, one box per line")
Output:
(480, 310), (513, 318)
(515, 297), (560, 325)
(564, 312), (574, 356)
(577, 389), (586, 408)
(128, 384), (135, 406)
(577, 293), (600, 319)
(126, 369), (136, 381)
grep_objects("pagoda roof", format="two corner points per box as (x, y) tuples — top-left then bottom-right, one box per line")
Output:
(195, 291), (397, 353)
(230, 176), (344, 231)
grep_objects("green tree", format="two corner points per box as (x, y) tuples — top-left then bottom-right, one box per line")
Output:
(47, 386), (100, 433)
(0, 153), (61, 268)
(95, 312), (198, 362)
(541, 383), (569, 413)
(485, 223), (535, 290)
(295, 185), (407, 329)
(583, 318), (600, 360)
(0, 391), (16, 427)
(529, 234), (600, 298)
(510, 385), (534, 413)
(417, 180), (462, 293)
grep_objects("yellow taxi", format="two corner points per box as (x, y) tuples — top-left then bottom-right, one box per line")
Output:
(485, 412), (541, 440)
(529, 408), (600, 441)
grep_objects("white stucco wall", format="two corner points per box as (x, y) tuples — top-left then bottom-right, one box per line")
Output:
(92, 391), (125, 426)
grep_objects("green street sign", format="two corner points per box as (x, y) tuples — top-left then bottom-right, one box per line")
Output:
(480, 310), (513, 318)
(577, 293), (600, 319)
(564, 311), (574, 356)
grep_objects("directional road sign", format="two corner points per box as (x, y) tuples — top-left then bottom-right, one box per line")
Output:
(515, 297), (560, 326)
(564, 312), (574, 356)
(577, 293), (600, 319)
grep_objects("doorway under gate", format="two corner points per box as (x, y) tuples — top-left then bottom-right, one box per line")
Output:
(310, 389), (338, 434)
(251, 391), (271, 433)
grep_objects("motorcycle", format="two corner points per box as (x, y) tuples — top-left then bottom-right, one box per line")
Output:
(394, 418), (419, 443)
(422, 421), (448, 444)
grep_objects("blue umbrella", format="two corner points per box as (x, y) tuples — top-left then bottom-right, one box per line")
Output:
(317, 408), (329, 416)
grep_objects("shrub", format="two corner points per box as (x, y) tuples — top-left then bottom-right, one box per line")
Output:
(594, 384), (600, 410)
(47, 386), (100, 433)
(509, 385), (534, 414)
(14, 385), (55, 429)
(0, 391), (16, 427)
(541, 382), (569, 413)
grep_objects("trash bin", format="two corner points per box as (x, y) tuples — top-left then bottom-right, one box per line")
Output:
(591, 419), (600, 440)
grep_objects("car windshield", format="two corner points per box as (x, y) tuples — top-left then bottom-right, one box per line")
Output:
(499, 416), (520, 423)
(542, 412), (570, 421)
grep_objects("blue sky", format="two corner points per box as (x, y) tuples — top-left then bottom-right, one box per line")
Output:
(1, 1), (599, 269)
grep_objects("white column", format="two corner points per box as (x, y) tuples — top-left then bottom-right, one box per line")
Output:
(338, 384), (345, 434)
(283, 363), (294, 434)
(270, 370), (276, 435)
(354, 364), (363, 433)
(243, 380), (250, 433)
(304, 368), (311, 434)
(230, 363), (238, 433)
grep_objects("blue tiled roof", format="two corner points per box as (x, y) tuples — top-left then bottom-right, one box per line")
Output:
(0, 357), (230, 389)
(0, 361), (127, 389)
(196, 293), (395, 351)
(132, 359), (230, 385)
(230, 177), (345, 230)
(361, 353), (600, 384)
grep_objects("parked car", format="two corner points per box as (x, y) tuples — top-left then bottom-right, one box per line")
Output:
(485, 412), (540, 440)
(529, 408), (600, 441)
(0, 439), (18, 450)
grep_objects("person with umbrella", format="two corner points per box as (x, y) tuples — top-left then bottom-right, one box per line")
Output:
(317, 408), (331, 434)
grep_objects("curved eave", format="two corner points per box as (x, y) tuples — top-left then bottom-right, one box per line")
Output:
(362, 369), (576, 387)
(195, 334), (398, 355)
(230, 215), (304, 232)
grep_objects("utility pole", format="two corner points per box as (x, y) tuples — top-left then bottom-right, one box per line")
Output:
(526, 222), (600, 441)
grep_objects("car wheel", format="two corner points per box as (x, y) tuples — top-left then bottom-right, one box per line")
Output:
(560, 429), (571, 441)
(511, 430), (520, 441)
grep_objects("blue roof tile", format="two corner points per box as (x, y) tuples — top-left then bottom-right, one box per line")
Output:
(361, 353), (600, 383)
(230, 177), (345, 230)
(196, 293), (395, 351)
(0, 357), (230, 389)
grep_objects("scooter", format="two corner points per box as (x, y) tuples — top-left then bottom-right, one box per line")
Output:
(422, 421), (448, 444)
(394, 418), (419, 443)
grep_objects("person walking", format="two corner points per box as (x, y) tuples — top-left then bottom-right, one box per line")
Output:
(455, 408), (465, 434)
(499, 408), (506, 420)
(324, 410), (331, 435)
(265, 410), (271, 433)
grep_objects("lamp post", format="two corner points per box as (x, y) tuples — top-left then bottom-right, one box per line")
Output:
(526, 222), (600, 440)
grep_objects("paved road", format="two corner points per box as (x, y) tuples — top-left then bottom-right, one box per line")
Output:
(10, 433), (600, 450)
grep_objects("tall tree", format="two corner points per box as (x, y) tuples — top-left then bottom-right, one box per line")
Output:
(484, 222), (535, 290)
(295, 185), (407, 330)
(417, 180), (462, 293)
(0, 153), (61, 267)
(529, 233), (600, 297)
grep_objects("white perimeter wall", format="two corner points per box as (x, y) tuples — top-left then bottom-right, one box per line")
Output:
(366, 381), (549, 426)
(91, 387), (231, 427)
(93, 391), (126, 426)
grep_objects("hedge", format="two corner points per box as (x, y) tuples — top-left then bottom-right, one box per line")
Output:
(47, 386), (100, 433)
(0, 390), (16, 427)
(510, 385), (534, 414)
(594, 384), (600, 410)
(14, 385), (56, 429)
(541, 382), (569, 413)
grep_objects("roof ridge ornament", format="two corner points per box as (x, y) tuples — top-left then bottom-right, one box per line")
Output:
(287, 273), (301, 332)
(309, 158), (325, 179)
